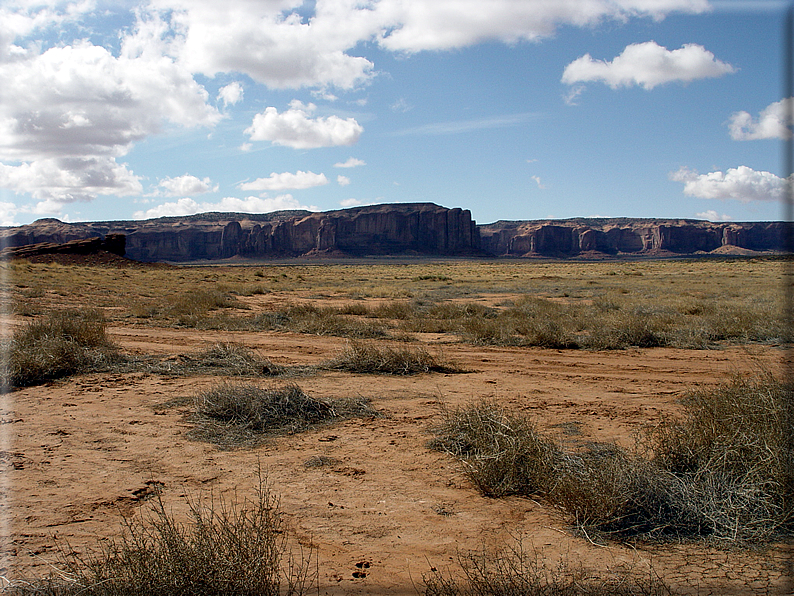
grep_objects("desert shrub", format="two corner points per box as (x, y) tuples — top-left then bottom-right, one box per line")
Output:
(185, 343), (287, 377)
(4, 308), (119, 388)
(424, 536), (675, 596)
(583, 309), (666, 350)
(7, 474), (313, 595)
(190, 381), (376, 447)
(167, 288), (243, 316)
(254, 304), (388, 339)
(430, 400), (560, 497)
(457, 298), (580, 348)
(638, 373), (794, 541)
(433, 373), (794, 541)
(321, 340), (460, 375)
(195, 382), (334, 433)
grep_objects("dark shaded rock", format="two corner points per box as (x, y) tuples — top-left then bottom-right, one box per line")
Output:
(1, 234), (125, 259)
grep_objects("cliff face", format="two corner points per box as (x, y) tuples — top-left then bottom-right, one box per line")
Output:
(0, 207), (786, 262)
(0, 203), (481, 262)
(478, 219), (787, 257)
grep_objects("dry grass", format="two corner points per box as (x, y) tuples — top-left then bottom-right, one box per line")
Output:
(433, 372), (794, 542)
(5, 473), (314, 595)
(321, 340), (461, 375)
(3, 308), (120, 389)
(189, 381), (378, 448)
(424, 536), (675, 595)
(6, 259), (783, 350)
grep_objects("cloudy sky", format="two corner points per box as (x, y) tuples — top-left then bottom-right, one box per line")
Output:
(0, 0), (789, 226)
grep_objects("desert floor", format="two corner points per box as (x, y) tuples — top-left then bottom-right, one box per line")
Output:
(1, 257), (792, 594)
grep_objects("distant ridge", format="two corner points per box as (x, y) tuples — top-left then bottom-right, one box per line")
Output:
(0, 203), (786, 262)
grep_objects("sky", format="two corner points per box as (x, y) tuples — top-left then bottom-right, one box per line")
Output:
(0, 0), (790, 227)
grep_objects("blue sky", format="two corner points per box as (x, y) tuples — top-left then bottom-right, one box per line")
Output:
(0, 0), (789, 227)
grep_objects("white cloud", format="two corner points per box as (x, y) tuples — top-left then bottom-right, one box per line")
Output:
(133, 193), (319, 219)
(728, 97), (793, 140)
(139, 0), (707, 92)
(340, 198), (364, 207)
(563, 85), (585, 105)
(238, 170), (329, 191)
(158, 174), (217, 196)
(337, 175), (350, 186)
(562, 41), (735, 90)
(245, 101), (363, 149)
(670, 166), (788, 203)
(372, 0), (709, 52)
(239, 143), (253, 152)
(217, 81), (244, 107)
(146, 0), (375, 90)
(530, 175), (545, 189)
(0, 157), (143, 207)
(0, 13), (221, 209)
(334, 157), (366, 168)
(695, 209), (733, 221)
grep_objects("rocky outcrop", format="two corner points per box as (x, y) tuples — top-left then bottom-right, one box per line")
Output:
(0, 207), (786, 262)
(478, 218), (787, 257)
(0, 234), (126, 259)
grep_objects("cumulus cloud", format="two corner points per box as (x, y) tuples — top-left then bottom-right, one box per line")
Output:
(670, 166), (787, 203)
(562, 41), (735, 90)
(238, 170), (329, 191)
(147, 0), (375, 90)
(337, 175), (350, 186)
(334, 157), (366, 168)
(728, 97), (793, 140)
(0, 15), (221, 210)
(138, 0), (708, 91)
(695, 209), (733, 221)
(372, 0), (709, 52)
(217, 82), (244, 107)
(158, 174), (217, 196)
(133, 193), (319, 219)
(0, 157), (143, 204)
(245, 101), (363, 149)
(530, 175), (545, 189)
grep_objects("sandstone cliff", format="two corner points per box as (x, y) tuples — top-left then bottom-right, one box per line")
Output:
(0, 206), (786, 262)
(0, 203), (481, 262)
(478, 218), (787, 257)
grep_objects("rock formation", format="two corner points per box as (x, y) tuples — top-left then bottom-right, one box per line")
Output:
(479, 218), (787, 257)
(0, 234), (126, 260)
(0, 205), (786, 262)
(0, 203), (481, 262)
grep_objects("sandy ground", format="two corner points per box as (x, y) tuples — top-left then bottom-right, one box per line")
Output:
(2, 324), (792, 594)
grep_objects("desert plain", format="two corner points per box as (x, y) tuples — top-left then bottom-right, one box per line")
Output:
(0, 255), (791, 595)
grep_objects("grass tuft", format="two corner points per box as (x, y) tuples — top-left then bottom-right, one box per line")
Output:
(433, 372), (794, 542)
(6, 472), (314, 595)
(321, 340), (461, 375)
(4, 308), (120, 389)
(190, 381), (378, 448)
(423, 535), (675, 596)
